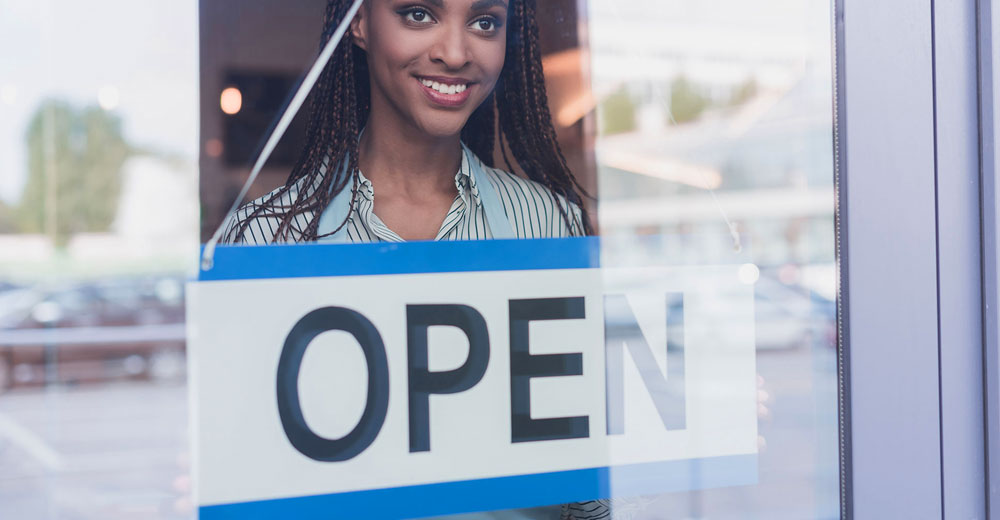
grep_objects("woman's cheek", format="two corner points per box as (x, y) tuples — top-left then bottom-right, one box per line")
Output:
(475, 39), (506, 90)
(383, 38), (427, 71)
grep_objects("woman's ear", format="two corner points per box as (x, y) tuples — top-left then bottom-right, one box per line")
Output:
(350, 6), (368, 51)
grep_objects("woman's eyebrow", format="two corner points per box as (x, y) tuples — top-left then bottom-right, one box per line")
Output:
(470, 0), (508, 11)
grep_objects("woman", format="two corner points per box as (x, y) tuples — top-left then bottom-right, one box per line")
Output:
(222, 1), (616, 518)
(222, 0), (593, 245)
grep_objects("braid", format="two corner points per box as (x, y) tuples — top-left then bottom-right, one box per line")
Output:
(233, 0), (593, 242)
(233, 0), (367, 243)
(496, 0), (594, 235)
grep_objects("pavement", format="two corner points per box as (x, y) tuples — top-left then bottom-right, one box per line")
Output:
(0, 381), (192, 520)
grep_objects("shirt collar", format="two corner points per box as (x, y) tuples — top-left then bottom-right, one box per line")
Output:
(354, 169), (375, 202)
(455, 142), (483, 207)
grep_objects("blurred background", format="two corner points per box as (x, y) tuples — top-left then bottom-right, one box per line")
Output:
(0, 0), (197, 518)
(0, 0), (837, 518)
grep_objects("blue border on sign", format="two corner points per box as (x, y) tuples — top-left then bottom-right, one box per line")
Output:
(199, 237), (601, 281)
(199, 453), (757, 519)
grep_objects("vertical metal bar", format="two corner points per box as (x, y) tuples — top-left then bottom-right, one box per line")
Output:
(840, 0), (943, 517)
(933, 0), (988, 517)
(43, 335), (57, 387)
(832, 0), (852, 517)
(977, 0), (1000, 516)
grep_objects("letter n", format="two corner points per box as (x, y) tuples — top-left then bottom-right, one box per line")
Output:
(604, 293), (685, 435)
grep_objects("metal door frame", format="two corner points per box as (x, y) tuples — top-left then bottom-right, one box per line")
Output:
(838, 0), (987, 517)
(980, 0), (1000, 518)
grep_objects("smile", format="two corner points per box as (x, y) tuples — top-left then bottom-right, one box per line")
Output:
(420, 78), (468, 95)
(417, 76), (474, 108)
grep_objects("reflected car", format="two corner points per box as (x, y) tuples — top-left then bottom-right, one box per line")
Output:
(753, 275), (836, 351)
(0, 275), (187, 390)
(603, 272), (836, 352)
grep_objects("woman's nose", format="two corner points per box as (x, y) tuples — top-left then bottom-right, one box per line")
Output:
(428, 24), (472, 70)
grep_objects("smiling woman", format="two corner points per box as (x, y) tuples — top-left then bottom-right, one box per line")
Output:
(219, 1), (601, 518)
(222, 0), (592, 246)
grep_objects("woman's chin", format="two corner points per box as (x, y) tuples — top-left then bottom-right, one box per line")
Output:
(416, 116), (471, 139)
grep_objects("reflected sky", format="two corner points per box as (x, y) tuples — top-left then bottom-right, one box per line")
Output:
(0, 0), (198, 204)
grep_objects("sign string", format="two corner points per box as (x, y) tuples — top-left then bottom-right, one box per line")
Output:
(201, 0), (366, 271)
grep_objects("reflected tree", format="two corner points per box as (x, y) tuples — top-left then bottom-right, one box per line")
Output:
(0, 200), (14, 233)
(667, 76), (709, 124)
(16, 100), (132, 246)
(599, 87), (637, 135)
(729, 78), (759, 107)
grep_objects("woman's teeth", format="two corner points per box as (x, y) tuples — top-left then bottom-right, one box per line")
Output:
(420, 78), (468, 95)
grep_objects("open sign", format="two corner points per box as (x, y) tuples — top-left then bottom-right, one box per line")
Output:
(188, 239), (757, 519)
(276, 292), (689, 462)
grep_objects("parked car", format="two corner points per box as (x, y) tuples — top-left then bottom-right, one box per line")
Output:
(0, 275), (187, 390)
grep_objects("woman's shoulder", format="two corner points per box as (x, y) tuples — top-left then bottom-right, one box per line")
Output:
(220, 180), (313, 245)
(475, 161), (586, 238)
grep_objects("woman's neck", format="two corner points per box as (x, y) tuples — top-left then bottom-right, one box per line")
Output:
(358, 114), (462, 197)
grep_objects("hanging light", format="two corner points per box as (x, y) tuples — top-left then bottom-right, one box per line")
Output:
(220, 87), (242, 115)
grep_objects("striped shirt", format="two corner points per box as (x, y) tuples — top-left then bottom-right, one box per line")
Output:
(221, 145), (584, 244)
(220, 146), (623, 519)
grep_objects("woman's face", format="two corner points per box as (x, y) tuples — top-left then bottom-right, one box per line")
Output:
(351, 0), (509, 138)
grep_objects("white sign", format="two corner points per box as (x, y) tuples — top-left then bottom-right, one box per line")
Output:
(188, 261), (757, 518)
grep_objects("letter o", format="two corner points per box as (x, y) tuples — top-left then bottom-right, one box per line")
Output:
(276, 307), (389, 462)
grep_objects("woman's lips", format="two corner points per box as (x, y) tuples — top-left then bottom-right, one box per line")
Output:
(417, 77), (473, 108)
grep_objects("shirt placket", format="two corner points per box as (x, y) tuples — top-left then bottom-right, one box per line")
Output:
(434, 195), (468, 240)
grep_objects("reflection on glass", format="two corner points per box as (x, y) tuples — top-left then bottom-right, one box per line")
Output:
(0, 1), (198, 518)
(0, 0), (838, 517)
(590, 0), (838, 518)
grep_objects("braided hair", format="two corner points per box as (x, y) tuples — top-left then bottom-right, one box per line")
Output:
(234, 0), (593, 242)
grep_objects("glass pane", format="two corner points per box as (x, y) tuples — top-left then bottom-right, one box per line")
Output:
(588, 0), (839, 517)
(1, 0), (838, 518)
(0, 1), (198, 518)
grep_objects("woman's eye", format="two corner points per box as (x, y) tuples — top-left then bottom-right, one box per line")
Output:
(472, 17), (498, 33)
(401, 8), (432, 24)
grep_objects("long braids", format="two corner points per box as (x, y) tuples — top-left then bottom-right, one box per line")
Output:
(496, 0), (593, 235)
(234, 0), (593, 242)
